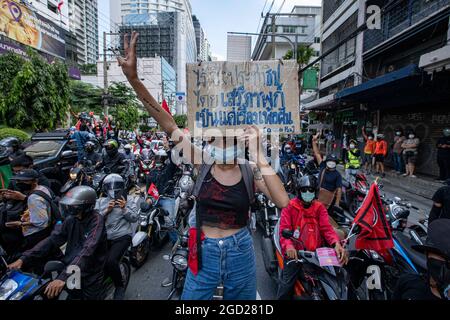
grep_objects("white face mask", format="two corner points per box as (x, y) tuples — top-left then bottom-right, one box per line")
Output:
(206, 144), (244, 163)
(409, 135), (415, 139)
(326, 161), (337, 169)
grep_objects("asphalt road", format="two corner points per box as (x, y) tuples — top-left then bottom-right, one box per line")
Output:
(125, 177), (433, 300)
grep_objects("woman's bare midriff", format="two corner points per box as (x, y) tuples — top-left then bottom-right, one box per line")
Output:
(202, 225), (243, 239)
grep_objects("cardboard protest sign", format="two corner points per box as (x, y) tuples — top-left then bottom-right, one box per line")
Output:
(187, 60), (301, 136)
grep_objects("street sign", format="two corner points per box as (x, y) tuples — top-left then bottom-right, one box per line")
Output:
(176, 92), (186, 102)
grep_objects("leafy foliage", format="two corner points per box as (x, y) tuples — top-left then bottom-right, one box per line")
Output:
(108, 82), (142, 130)
(0, 50), (70, 131)
(79, 63), (97, 75)
(110, 104), (140, 130)
(283, 45), (316, 67)
(69, 80), (103, 115)
(173, 114), (187, 128)
(0, 128), (30, 142)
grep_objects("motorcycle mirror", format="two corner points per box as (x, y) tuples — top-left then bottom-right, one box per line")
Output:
(43, 261), (65, 276)
(282, 229), (294, 239)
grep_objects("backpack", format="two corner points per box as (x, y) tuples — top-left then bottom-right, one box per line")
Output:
(292, 200), (321, 251)
(31, 189), (63, 227)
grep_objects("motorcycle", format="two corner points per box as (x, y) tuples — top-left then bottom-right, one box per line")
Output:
(254, 193), (281, 281)
(60, 160), (95, 194)
(172, 165), (195, 233)
(340, 172), (369, 216)
(129, 199), (170, 268)
(277, 227), (349, 300)
(0, 247), (131, 300)
(137, 156), (153, 183)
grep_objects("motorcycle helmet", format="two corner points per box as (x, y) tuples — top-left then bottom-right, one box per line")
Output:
(325, 154), (338, 169)
(296, 175), (318, 205)
(104, 139), (119, 157)
(59, 186), (97, 218)
(153, 149), (168, 168)
(84, 141), (96, 153)
(103, 174), (125, 200)
(124, 144), (132, 154)
(0, 137), (20, 153)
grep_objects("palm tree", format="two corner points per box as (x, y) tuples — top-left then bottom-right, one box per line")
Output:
(283, 45), (316, 96)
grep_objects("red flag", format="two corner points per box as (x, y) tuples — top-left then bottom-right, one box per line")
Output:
(147, 183), (160, 201)
(161, 99), (172, 116)
(57, 1), (64, 13)
(353, 183), (394, 251)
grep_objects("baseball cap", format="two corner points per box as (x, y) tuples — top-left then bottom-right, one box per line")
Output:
(11, 169), (40, 181)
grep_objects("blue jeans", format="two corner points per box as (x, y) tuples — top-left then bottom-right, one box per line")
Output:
(181, 228), (257, 300)
(393, 153), (404, 173)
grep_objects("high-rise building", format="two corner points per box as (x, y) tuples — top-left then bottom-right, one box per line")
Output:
(193, 15), (210, 61)
(67, 0), (99, 65)
(112, 0), (198, 114)
(252, 6), (321, 61)
(227, 35), (252, 61)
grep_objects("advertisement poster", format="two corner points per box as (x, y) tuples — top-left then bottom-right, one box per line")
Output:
(187, 60), (301, 136)
(0, 0), (66, 59)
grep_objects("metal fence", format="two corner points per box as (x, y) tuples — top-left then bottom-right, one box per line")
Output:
(364, 0), (450, 52)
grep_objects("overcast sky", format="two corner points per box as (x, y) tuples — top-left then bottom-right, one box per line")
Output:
(98, 0), (322, 59)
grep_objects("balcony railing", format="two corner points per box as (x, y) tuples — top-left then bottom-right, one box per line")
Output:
(364, 0), (450, 53)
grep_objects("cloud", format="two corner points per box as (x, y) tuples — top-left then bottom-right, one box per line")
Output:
(211, 53), (226, 61)
(273, 0), (322, 13)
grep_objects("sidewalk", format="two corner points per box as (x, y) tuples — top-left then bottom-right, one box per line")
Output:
(338, 165), (443, 200)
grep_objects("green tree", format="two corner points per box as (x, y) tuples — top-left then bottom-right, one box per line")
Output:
(110, 104), (140, 130)
(69, 80), (103, 114)
(79, 63), (97, 75)
(283, 45), (315, 68)
(108, 82), (142, 130)
(0, 50), (70, 131)
(173, 114), (187, 128)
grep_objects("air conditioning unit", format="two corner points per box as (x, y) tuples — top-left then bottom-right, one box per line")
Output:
(419, 45), (450, 74)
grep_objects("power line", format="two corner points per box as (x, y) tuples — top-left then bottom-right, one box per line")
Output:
(276, 0), (286, 14)
(255, 0), (269, 33)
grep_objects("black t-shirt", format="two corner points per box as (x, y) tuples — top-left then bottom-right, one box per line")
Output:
(197, 172), (250, 230)
(437, 136), (450, 157)
(393, 274), (441, 300)
(319, 162), (343, 192)
(431, 186), (450, 221)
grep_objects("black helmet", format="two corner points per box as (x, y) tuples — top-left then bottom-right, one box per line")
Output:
(84, 141), (96, 153)
(103, 174), (125, 199)
(0, 137), (20, 151)
(325, 154), (338, 163)
(296, 175), (318, 191)
(59, 186), (97, 217)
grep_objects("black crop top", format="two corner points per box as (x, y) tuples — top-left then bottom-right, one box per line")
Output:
(197, 172), (250, 229)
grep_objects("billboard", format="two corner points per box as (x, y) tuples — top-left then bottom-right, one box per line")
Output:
(0, 0), (66, 59)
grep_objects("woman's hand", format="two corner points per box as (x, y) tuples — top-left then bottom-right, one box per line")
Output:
(118, 31), (139, 81)
(334, 242), (349, 265)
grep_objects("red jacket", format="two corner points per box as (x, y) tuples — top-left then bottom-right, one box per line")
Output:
(279, 198), (339, 254)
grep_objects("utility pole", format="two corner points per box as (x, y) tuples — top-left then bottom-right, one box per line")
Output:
(271, 15), (276, 59)
(102, 31), (121, 118)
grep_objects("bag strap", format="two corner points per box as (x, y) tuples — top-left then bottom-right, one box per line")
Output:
(239, 160), (255, 204)
(319, 168), (326, 189)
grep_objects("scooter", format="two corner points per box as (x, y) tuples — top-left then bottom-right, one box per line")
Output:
(278, 227), (349, 300)
(341, 172), (369, 216)
(130, 199), (170, 268)
(0, 249), (131, 300)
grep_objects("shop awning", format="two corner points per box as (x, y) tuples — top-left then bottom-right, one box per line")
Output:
(335, 64), (421, 101)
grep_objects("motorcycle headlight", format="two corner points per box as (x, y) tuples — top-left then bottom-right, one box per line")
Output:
(171, 249), (188, 272)
(290, 163), (296, 169)
(0, 279), (18, 300)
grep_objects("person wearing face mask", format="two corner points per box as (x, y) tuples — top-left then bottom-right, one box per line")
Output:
(3, 170), (54, 251)
(99, 139), (128, 176)
(122, 144), (135, 162)
(312, 132), (343, 210)
(83, 141), (102, 167)
(392, 129), (406, 174)
(344, 139), (361, 181)
(374, 133), (388, 177)
(393, 219), (450, 300)
(277, 175), (348, 299)
(8, 186), (108, 300)
(118, 32), (289, 300)
(401, 131), (420, 178)
(436, 128), (450, 181)
(71, 124), (96, 162)
(362, 127), (376, 174)
(96, 174), (138, 300)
